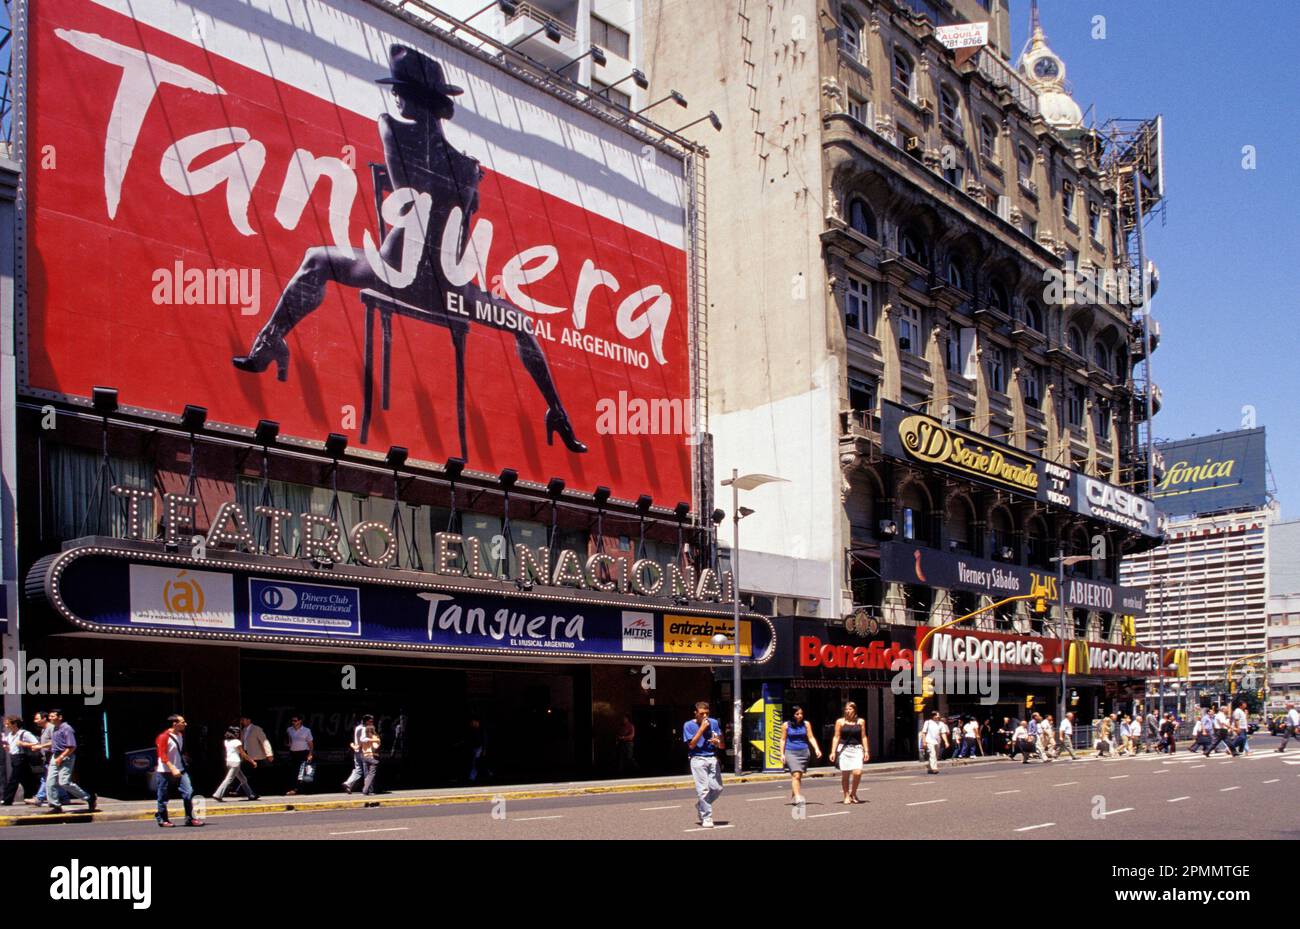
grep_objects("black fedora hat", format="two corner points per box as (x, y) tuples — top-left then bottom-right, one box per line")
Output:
(376, 44), (464, 97)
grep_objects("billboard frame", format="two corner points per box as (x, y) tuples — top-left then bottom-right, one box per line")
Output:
(11, 0), (710, 518)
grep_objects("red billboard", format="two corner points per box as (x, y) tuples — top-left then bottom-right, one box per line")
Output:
(22, 0), (694, 506)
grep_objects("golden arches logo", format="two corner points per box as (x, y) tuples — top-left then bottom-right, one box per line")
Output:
(163, 571), (206, 614)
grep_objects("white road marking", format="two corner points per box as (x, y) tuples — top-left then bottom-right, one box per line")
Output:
(1167, 797), (1190, 803)
(1052, 782), (1079, 787)
(1109, 775), (1130, 780)
(1098, 807), (1134, 817)
(1151, 770), (1168, 775)
(745, 795), (789, 802)
(639, 805), (681, 811)
(1189, 765), (1206, 769)
(974, 775), (998, 779)
(994, 789), (1021, 795)
(1284, 760), (1300, 766)
(684, 824), (735, 832)
(1015, 822), (1055, 832)
(808, 811), (852, 819)
(906, 799), (949, 807)
(328, 827), (411, 836)
(1263, 779), (1280, 784)
(513, 815), (565, 821)
(1219, 787), (1240, 793)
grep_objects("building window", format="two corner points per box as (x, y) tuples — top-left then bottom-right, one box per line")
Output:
(892, 48), (915, 99)
(946, 322), (962, 373)
(848, 197), (877, 239)
(590, 16), (631, 58)
(979, 117), (998, 162)
(1095, 399), (1111, 437)
(988, 280), (1010, 315)
(1024, 299), (1044, 332)
(1088, 200), (1102, 239)
(1062, 179), (1076, 223)
(1068, 325), (1085, 356)
(899, 227), (928, 266)
(939, 85), (962, 136)
(986, 344), (1006, 393)
(1093, 341), (1111, 373)
(1023, 364), (1043, 406)
(840, 10), (865, 65)
(946, 259), (965, 291)
(849, 373), (874, 409)
(591, 79), (630, 109)
(1065, 247), (1079, 270)
(1021, 216), (1038, 240)
(898, 304), (922, 355)
(1017, 145), (1035, 189)
(845, 275), (873, 333)
(1068, 383), (1086, 427)
(848, 93), (871, 126)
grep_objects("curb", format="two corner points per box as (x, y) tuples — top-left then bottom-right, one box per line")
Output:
(0, 755), (1011, 828)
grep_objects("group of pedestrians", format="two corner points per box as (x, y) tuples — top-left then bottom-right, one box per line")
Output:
(1189, 702), (1255, 758)
(1, 709), (97, 814)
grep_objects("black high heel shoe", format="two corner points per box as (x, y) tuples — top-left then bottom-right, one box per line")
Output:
(546, 407), (588, 453)
(232, 332), (289, 382)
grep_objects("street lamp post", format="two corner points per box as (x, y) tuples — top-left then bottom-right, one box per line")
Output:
(717, 470), (787, 777)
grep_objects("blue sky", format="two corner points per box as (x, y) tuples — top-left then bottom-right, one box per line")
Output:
(1019, 1), (1300, 518)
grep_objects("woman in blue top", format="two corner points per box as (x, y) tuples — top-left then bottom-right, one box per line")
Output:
(780, 705), (823, 804)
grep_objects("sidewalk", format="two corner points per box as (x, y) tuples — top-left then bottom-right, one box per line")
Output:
(1, 752), (1019, 828)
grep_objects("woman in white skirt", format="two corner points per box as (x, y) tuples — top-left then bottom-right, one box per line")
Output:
(780, 705), (823, 805)
(828, 702), (869, 804)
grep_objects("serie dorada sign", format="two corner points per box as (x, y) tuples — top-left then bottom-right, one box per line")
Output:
(108, 485), (732, 604)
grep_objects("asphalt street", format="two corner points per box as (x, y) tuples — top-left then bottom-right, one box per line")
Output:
(11, 735), (1299, 840)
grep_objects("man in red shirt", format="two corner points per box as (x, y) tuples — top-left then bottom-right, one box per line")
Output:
(155, 715), (204, 828)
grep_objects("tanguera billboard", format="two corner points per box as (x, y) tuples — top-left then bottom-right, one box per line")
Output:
(20, 0), (695, 506)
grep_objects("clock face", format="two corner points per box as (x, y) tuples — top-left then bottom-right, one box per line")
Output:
(1033, 56), (1061, 80)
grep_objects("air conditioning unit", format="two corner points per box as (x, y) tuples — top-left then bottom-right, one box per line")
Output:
(879, 519), (898, 537)
(916, 97), (933, 113)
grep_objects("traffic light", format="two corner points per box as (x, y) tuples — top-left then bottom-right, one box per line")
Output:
(913, 696), (927, 714)
(1032, 597), (1048, 616)
(921, 675), (936, 698)
(1026, 694), (1035, 710)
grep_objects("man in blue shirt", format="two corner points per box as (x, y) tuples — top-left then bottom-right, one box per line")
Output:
(45, 710), (96, 815)
(683, 702), (723, 828)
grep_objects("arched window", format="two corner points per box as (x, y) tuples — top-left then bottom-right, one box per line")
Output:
(892, 48), (915, 99)
(900, 482), (929, 544)
(1026, 516), (1050, 569)
(1061, 179), (1076, 222)
(939, 85), (962, 136)
(986, 344), (1006, 393)
(848, 197), (877, 239)
(945, 496), (976, 554)
(990, 508), (1016, 562)
(839, 9), (865, 64)
(946, 258), (965, 290)
(1093, 341), (1110, 372)
(1024, 299), (1044, 332)
(900, 227), (928, 266)
(979, 118), (998, 162)
(1017, 145), (1034, 188)
(1114, 345), (1129, 381)
(989, 281), (1010, 314)
(1068, 325), (1085, 356)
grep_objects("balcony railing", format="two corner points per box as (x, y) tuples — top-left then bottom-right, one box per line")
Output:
(976, 50), (1039, 118)
(506, 2), (578, 41)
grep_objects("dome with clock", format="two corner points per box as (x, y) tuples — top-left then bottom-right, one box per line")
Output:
(1017, 1), (1083, 131)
